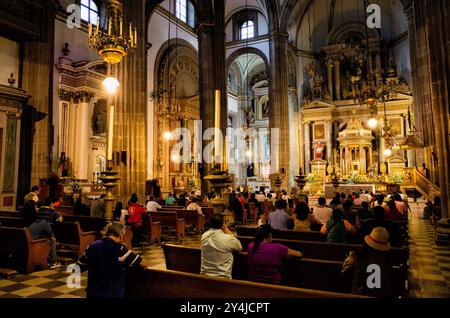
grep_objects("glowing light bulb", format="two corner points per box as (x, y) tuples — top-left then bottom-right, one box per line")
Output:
(246, 150), (252, 158)
(384, 148), (393, 157)
(368, 118), (378, 129)
(164, 131), (172, 140)
(171, 154), (179, 162)
(102, 77), (120, 94)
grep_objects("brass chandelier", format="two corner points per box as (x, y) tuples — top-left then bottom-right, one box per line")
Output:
(88, 0), (137, 64)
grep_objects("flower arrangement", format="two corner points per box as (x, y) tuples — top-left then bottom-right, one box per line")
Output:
(345, 171), (368, 184)
(391, 173), (405, 185)
(70, 180), (81, 193)
(306, 174), (317, 184)
(188, 177), (197, 190)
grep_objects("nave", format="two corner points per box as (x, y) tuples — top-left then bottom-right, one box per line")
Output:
(1, 205), (449, 298)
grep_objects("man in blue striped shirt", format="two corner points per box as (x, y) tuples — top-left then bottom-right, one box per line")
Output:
(38, 197), (63, 224)
(76, 222), (148, 298)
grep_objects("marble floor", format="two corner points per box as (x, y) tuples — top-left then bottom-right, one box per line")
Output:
(0, 206), (449, 298)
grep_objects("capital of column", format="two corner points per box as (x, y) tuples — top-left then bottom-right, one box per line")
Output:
(269, 31), (289, 41)
(75, 91), (95, 103)
(59, 88), (74, 102)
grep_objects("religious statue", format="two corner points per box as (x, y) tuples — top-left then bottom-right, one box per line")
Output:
(92, 99), (107, 135)
(262, 99), (269, 118)
(244, 107), (255, 126)
(176, 174), (185, 189)
(58, 152), (69, 177)
(315, 143), (324, 159)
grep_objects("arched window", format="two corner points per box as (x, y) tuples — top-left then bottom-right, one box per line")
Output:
(175, 0), (196, 28)
(81, 0), (99, 25)
(240, 20), (255, 40)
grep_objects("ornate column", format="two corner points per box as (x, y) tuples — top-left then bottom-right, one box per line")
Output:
(269, 31), (290, 188)
(74, 91), (93, 181)
(369, 146), (373, 168)
(326, 59), (334, 100)
(359, 146), (366, 174)
(181, 118), (189, 174)
(326, 120), (333, 164)
(340, 147), (344, 173)
(304, 122), (311, 174)
(334, 59), (341, 100)
(197, 0), (216, 193)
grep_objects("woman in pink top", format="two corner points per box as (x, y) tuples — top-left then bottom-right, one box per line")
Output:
(247, 224), (302, 285)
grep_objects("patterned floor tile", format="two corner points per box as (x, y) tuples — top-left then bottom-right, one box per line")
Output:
(9, 286), (48, 297)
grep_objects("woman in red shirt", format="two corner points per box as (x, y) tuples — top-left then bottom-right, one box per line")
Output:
(385, 200), (403, 222)
(126, 193), (146, 246)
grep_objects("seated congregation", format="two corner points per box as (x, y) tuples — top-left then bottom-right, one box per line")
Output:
(0, 187), (410, 298)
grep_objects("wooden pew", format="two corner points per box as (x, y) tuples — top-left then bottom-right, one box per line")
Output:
(0, 210), (21, 217)
(237, 236), (408, 268)
(0, 216), (25, 228)
(201, 207), (214, 222)
(161, 243), (406, 297)
(236, 226), (327, 242)
(52, 222), (97, 257)
(0, 226), (50, 273)
(162, 243), (346, 292)
(158, 208), (205, 234)
(149, 211), (185, 242)
(124, 267), (366, 298)
(62, 215), (107, 238)
(142, 213), (162, 244)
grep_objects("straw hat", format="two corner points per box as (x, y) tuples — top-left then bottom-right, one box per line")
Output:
(364, 227), (391, 252)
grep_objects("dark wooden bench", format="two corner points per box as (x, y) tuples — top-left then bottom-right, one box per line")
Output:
(158, 208), (205, 234)
(0, 226), (50, 273)
(0, 216), (25, 228)
(161, 243), (407, 297)
(142, 213), (162, 244)
(124, 267), (366, 298)
(201, 207), (214, 222)
(149, 211), (185, 241)
(62, 215), (107, 237)
(237, 236), (408, 268)
(0, 210), (21, 217)
(52, 221), (97, 257)
(236, 226), (327, 242)
(54, 206), (75, 216)
(162, 243), (347, 293)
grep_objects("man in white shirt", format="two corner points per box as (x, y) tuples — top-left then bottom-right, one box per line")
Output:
(360, 191), (371, 203)
(200, 214), (242, 279)
(313, 197), (333, 224)
(146, 196), (162, 212)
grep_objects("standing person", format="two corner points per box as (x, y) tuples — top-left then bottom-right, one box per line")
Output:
(313, 197), (333, 224)
(127, 195), (146, 247)
(146, 196), (162, 212)
(229, 192), (243, 225)
(341, 227), (393, 297)
(90, 195), (106, 218)
(76, 222), (148, 298)
(200, 214), (242, 279)
(267, 200), (290, 230)
(321, 209), (357, 243)
(247, 224), (302, 284)
(24, 186), (40, 203)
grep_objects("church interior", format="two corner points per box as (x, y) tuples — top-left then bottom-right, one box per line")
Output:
(0, 0), (449, 300)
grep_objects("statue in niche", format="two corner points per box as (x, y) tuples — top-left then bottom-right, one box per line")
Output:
(92, 99), (107, 135)
(304, 61), (326, 101)
(244, 107), (255, 127)
(315, 143), (324, 160)
(262, 99), (269, 118)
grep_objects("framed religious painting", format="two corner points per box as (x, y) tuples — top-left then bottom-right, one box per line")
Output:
(388, 117), (404, 137)
(313, 123), (326, 141)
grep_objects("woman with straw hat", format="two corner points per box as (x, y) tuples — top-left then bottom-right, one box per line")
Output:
(341, 227), (393, 297)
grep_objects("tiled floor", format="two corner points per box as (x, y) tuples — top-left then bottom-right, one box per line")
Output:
(1, 206), (449, 298)
(408, 202), (450, 297)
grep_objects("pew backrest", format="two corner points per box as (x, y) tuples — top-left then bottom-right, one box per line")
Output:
(124, 267), (366, 298)
(236, 226), (327, 242)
